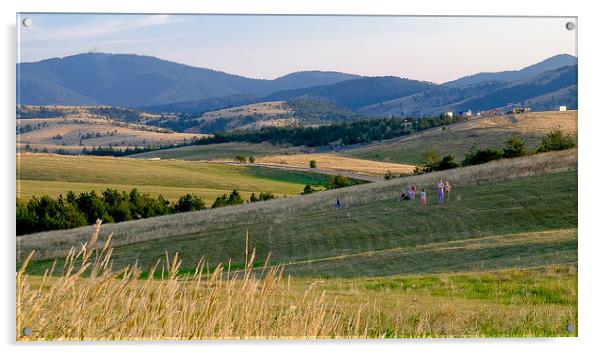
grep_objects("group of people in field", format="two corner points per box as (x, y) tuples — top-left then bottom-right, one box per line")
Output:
(332, 178), (452, 210)
(399, 178), (452, 206)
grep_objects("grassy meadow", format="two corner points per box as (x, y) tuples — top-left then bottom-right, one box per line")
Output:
(16, 149), (578, 339)
(17, 153), (331, 202)
(20, 149), (577, 272)
(17, 244), (577, 339)
(340, 111), (577, 164)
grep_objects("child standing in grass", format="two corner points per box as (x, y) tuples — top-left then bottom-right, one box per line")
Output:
(420, 189), (427, 206)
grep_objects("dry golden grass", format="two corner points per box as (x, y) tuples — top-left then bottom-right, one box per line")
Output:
(17, 221), (577, 340)
(17, 222), (366, 340)
(462, 111), (577, 136)
(256, 153), (415, 176)
(342, 110), (577, 164)
(17, 108), (206, 153)
(198, 101), (291, 121)
(185, 101), (297, 132)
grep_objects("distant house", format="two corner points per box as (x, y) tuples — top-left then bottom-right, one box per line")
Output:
(485, 109), (503, 116)
(443, 112), (453, 118)
(558, 105), (567, 111)
(511, 107), (531, 114)
(460, 110), (472, 118)
(147, 157), (161, 161)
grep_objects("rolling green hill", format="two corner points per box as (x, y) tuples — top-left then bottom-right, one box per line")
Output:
(17, 153), (331, 202)
(20, 149), (577, 277)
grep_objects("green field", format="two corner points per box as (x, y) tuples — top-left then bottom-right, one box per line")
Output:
(21, 150), (577, 275)
(301, 264), (577, 337)
(340, 111), (577, 164)
(18, 150), (578, 337)
(72, 170), (578, 275)
(129, 142), (300, 161)
(17, 153), (331, 202)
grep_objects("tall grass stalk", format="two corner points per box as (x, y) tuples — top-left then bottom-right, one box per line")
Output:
(17, 220), (367, 340)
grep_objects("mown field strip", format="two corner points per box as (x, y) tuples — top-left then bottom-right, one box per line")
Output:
(220, 229), (577, 276)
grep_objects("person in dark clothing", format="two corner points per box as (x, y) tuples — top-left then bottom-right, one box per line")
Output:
(334, 197), (341, 210)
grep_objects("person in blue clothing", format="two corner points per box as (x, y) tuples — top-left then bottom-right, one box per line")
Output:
(437, 178), (445, 204)
(334, 197), (341, 210)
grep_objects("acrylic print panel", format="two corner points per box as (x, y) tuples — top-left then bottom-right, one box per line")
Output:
(16, 13), (577, 340)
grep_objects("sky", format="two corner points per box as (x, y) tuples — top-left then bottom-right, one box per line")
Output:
(16, 14), (577, 83)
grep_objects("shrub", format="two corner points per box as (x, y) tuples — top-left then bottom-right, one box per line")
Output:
(248, 156), (256, 163)
(503, 136), (527, 158)
(250, 192), (276, 203)
(173, 194), (205, 213)
(75, 191), (112, 224)
(437, 155), (459, 170)
(309, 160), (318, 168)
(128, 189), (171, 219)
(414, 149), (441, 174)
(328, 175), (351, 189)
(102, 189), (132, 222)
(537, 127), (576, 153)
(212, 189), (245, 208)
(301, 184), (317, 195)
(462, 147), (504, 166)
(384, 170), (393, 180)
(235, 155), (247, 163)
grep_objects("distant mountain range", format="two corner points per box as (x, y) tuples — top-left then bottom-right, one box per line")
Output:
(360, 65), (577, 116)
(263, 76), (436, 110)
(17, 52), (577, 118)
(17, 53), (359, 107)
(443, 54), (577, 87)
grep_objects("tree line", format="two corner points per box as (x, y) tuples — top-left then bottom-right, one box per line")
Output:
(17, 173), (360, 235)
(192, 114), (470, 148)
(16, 188), (268, 235)
(81, 145), (182, 157)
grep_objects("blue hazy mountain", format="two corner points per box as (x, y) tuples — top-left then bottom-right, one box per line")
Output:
(359, 65), (577, 116)
(17, 53), (359, 107)
(17, 52), (577, 116)
(443, 54), (577, 88)
(263, 76), (437, 110)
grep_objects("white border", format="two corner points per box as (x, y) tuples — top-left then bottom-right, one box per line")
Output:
(2, 1), (600, 353)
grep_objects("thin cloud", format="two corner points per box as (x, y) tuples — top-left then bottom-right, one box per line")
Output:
(21, 15), (183, 42)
